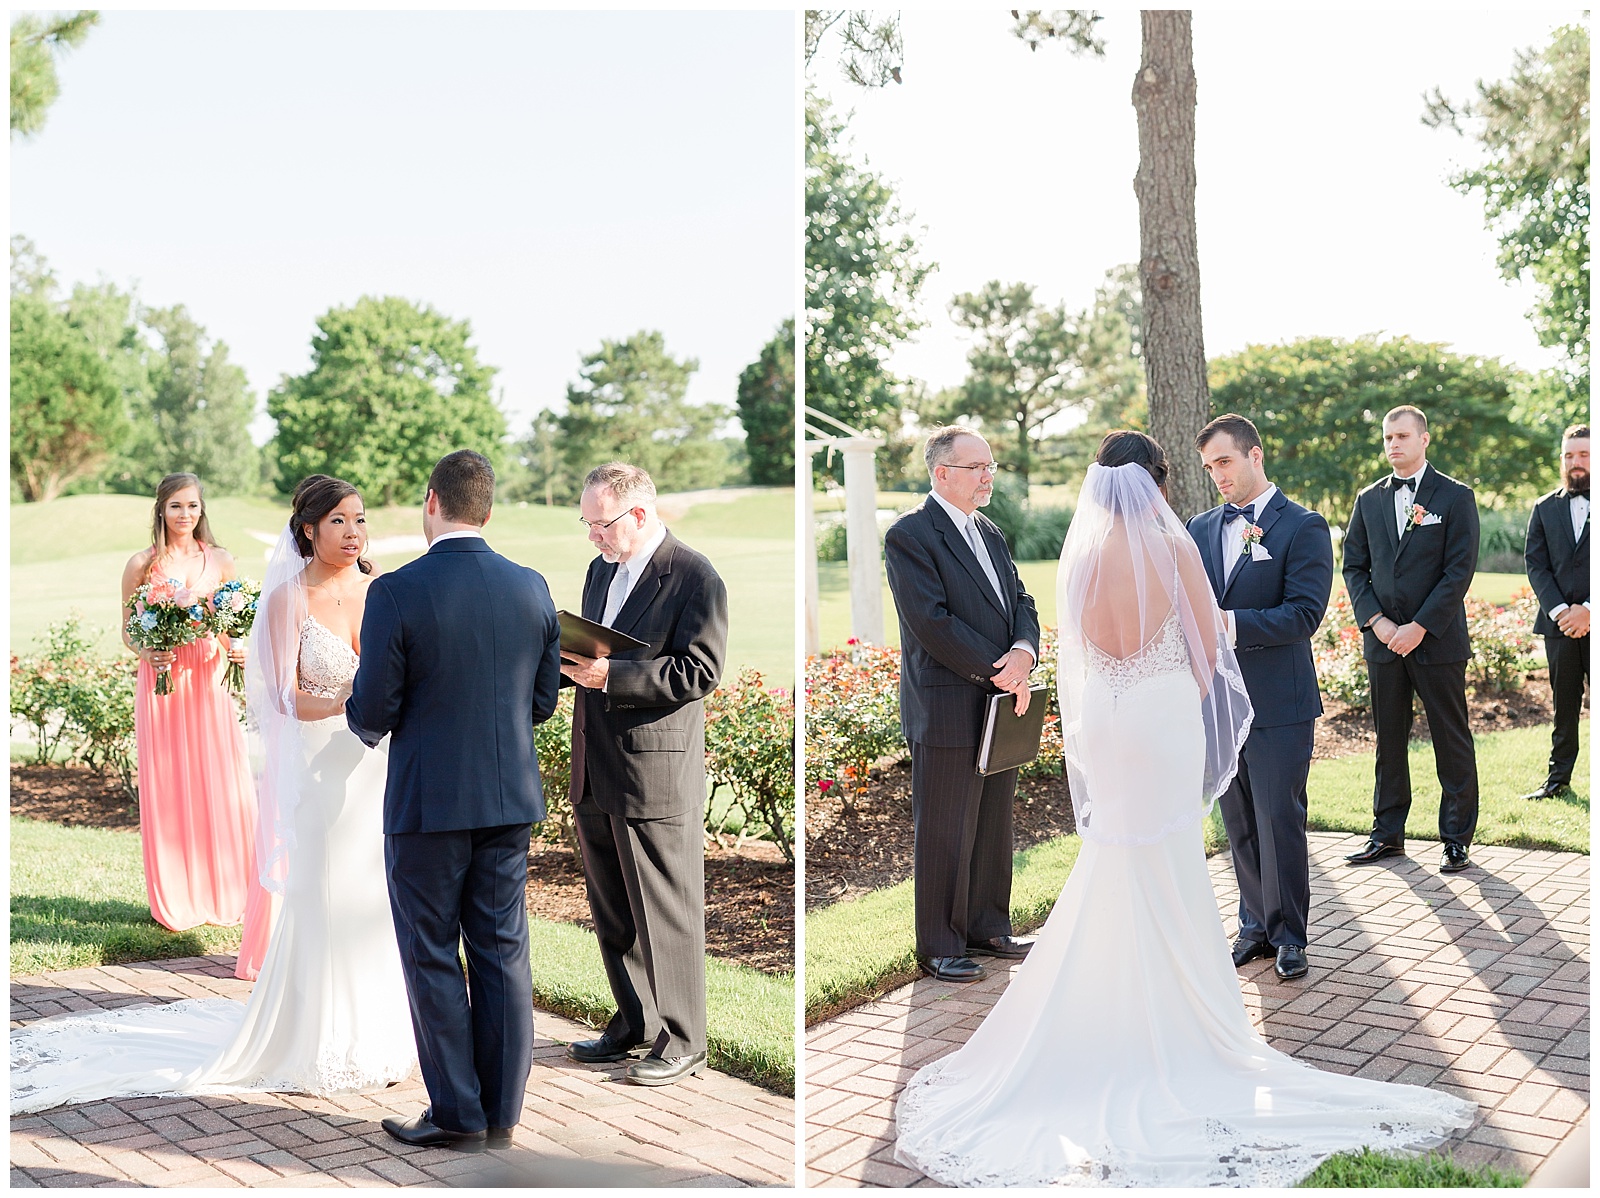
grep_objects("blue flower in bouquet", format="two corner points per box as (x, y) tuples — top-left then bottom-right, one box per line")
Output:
(189, 605), (205, 620)
(139, 611), (159, 631)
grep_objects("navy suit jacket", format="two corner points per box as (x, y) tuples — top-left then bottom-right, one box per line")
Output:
(347, 536), (562, 835)
(1187, 488), (1333, 729)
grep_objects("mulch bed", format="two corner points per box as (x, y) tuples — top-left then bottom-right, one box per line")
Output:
(9, 765), (794, 977)
(804, 671), (1566, 912)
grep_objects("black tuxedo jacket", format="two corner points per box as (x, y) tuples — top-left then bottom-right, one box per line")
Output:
(883, 498), (1040, 749)
(1187, 488), (1333, 728)
(347, 536), (563, 834)
(568, 530), (728, 821)
(1525, 488), (1590, 637)
(1342, 464), (1479, 665)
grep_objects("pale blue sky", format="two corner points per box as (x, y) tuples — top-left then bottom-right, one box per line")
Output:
(13, 9), (797, 442)
(810, 10), (1584, 414)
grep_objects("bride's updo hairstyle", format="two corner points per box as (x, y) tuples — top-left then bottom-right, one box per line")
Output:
(1095, 430), (1169, 487)
(290, 474), (374, 575)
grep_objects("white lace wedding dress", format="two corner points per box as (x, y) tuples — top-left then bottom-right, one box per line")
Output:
(11, 618), (417, 1114)
(894, 613), (1476, 1187)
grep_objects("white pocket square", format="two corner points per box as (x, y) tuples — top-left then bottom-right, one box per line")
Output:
(1248, 543), (1273, 562)
(1418, 513), (1443, 526)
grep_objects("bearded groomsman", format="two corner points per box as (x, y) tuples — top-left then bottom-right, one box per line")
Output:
(1187, 415), (1333, 981)
(1342, 406), (1480, 874)
(1521, 425), (1590, 801)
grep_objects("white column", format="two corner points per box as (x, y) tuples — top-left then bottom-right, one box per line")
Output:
(840, 439), (885, 645)
(803, 467), (821, 656)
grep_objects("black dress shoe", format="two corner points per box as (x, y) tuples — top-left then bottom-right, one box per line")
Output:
(1521, 781), (1569, 801)
(567, 1029), (649, 1064)
(918, 956), (986, 983)
(966, 935), (1035, 959)
(486, 1127), (515, 1150)
(1230, 937), (1273, 968)
(381, 1112), (487, 1152)
(1274, 944), (1309, 980)
(1440, 842), (1472, 873)
(1344, 839), (1404, 865)
(626, 1051), (707, 1087)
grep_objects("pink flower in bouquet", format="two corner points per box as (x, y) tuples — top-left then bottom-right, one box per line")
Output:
(147, 579), (178, 604)
(173, 586), (195, 608)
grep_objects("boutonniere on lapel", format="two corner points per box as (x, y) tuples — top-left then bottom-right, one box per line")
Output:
(1240, 525), (1271, 562)
(1404, 503), (1441, 531)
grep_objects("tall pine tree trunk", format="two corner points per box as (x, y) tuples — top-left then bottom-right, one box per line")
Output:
(1132, 10), (1211, 518)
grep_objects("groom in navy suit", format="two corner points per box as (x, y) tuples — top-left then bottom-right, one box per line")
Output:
(1187, 415), (1333, 982)
(348, 450), (563, 1152)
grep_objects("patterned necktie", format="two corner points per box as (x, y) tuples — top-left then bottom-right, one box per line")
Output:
(602, 563), (629, 628)
(966, 519), (1006, 606)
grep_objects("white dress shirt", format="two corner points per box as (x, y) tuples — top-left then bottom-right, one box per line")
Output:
(1549, 493), (1591, 618)
(428, 528), (485, 548)
(603, 523), (667, 624)
(1391, 466), (1428, 538)
(1222, 484), (1277, 585)
(930, 490), (1036, 667)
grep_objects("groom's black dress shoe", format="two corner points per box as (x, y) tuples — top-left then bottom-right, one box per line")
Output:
(1274, 945), (1309, 980)
(1440, 842), (1473, 873)
(1230, 937), (1273, 968)
(381, 1112), (487, 1152)
(1521, 781), (1569, 801)
(626, 1051), (707, 1087)
(486, 1126), (515, 1150)
(1344, 839), (1403, 866)
(966, 935), (1034, 959)
(567, 1030), (649, 1064)
(919, 956), (986, 983)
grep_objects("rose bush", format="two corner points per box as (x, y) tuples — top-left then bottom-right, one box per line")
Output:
(10, 617), (139, 799)
(804, 641), (904, 813)
(705, 669), (796, 861)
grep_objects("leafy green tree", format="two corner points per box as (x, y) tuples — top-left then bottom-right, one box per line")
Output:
(11, 291), (126, 501)
(504, 407), (574, 507)
(557, 331), (732, 494)
(736, 318), (796, 486)
(939, 282), (1079, 485)
(11, 11), (98, 139)
(806, 11), (905, 86)
(1208, 335), (1548, 528)
(110, 306), (258, 494)
(805, 92), (934, 452)
(269, 296), (504, 504)
(10, 235), (56, 298)
(1425, 22), (1590, 420)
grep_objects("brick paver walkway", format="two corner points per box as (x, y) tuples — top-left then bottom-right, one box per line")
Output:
(11, 956), (794, 1188)
(805, 831), (1589, 1187)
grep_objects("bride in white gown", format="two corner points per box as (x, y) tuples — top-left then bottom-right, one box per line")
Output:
(894, 438), (1475, 1187)
(11, 477), (416, 1115)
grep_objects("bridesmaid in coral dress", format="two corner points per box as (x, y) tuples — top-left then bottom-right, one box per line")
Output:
(119, 473), (272, 979)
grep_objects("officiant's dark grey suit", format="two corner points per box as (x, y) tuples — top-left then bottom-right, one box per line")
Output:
(568, 530), (727, 1059)
(1188, 489), (1332, 952)
(348, 535), (563, 1137)
(884, 499), (1039, 961)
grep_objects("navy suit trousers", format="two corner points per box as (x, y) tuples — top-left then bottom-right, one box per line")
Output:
(385, 824), (533, 1133)
(1219, 721), (1314, 949)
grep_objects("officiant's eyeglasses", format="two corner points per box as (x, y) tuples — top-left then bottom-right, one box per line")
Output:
(944, 461), (1000, 476)
(579, 510), (637, 531)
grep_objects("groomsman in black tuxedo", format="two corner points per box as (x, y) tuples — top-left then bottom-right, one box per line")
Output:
(1188, 415), (1333, 981)
(1342, 406), (1481, 874)
(1521, 425), (1590, 801)
(884, 428), (1040, 985)
(560, 463), (727, 1087)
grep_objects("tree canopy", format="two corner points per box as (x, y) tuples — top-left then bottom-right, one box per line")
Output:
(1208, 334), (1550, 527)
(737, 318), (796, 487)
(11, 11), (98, 139)
(1425, 22), (1590, 422)
(269, 296), (504, 505)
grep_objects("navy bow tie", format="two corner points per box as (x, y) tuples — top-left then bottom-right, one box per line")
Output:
(1393, 475), (1417, 492)
(1221, 503), (1252, 522)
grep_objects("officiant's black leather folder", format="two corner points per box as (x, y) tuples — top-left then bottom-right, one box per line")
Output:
(557, 610), (646, 659)
(975, 686), (1050, 775)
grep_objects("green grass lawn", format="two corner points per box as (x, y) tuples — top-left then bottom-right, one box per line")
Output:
(1305, 722), (1588, 853)
(13, 489), (796, 684)
(11, 816), (795, 1093)
(1299, 1148), (1521, 1187)
(816, 560), (1529, 650)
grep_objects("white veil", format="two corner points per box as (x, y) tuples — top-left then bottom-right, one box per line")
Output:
(244, 524), (309, 894)
(1055, 462), (1252, 845)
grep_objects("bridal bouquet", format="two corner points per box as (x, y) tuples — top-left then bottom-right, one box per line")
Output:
(126, 577), (210, 696)
(206, 577), (262, 695)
